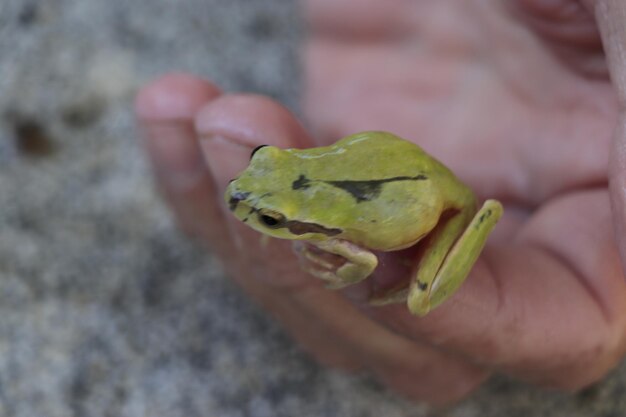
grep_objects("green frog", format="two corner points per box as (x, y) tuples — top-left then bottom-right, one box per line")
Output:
(225, 131), (502, 316)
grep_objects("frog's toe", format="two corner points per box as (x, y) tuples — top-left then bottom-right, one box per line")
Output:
(299, 265), (351, 288)
(406, 287), (431, 316)
(293, 241), (345, 271)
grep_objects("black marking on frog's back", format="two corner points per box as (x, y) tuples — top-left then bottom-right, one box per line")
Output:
(292, 175), (311, 190)
(326, 175), (428, 202)
(292, 174), (428, 202)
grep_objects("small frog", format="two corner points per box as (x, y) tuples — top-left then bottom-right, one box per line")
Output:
(225, 131), (502, 316)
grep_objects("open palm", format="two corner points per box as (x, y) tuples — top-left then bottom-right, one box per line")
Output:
(137, 0), (626, 404)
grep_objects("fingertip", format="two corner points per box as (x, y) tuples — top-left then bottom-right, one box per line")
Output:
(135, 73), (222, 121)
(194, 94), (313, 149)
(136, 73), (221, 206)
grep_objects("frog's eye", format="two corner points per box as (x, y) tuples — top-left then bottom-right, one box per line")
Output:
(258, 209), (286, 229)
(250, 145), (268, 159)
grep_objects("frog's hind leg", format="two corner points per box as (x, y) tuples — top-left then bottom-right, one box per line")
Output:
(368, 206), (474, 308)
(369, 200), (502, 316)
(411, 200), (502, 315)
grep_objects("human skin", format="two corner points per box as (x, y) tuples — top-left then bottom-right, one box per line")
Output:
(135, 0), (626, 405)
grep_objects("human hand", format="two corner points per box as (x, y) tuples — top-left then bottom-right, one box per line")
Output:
(135, 0), (626, 404)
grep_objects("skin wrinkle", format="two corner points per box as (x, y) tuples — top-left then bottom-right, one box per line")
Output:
(486, 5), (608, 205)
(507, 0), (607, 77)
(479, 0), (581, 104)
(289, 282), (489, 400)
(525, 235), (611, 323)
(379, 268), (505, 358)
(512, 0), (601, 43)
(520, 99), (613, 205)
(481, 248), (506, 319)
(377, 310), (495, 371)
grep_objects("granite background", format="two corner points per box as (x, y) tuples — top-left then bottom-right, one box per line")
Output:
(0, 0), (625, 416)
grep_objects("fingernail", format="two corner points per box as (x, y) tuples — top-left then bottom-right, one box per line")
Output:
(141, 122), (208, 190)
(199, 134), (252, 193)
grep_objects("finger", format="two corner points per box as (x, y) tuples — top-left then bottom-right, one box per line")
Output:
(193, 95), (490, 402)
(196, 94), (313, 188)
(135, 73), (229, 244)
(367, 189), (626, 389)
(195, 94), (319, 289)
(510, 0), (601, 48)
(304, 0), (418, 39)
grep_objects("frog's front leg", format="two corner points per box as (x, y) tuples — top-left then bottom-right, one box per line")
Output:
(293, 239), (378, 289)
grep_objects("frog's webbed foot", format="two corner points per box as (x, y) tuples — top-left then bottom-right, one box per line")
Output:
(293, 239), (378, 289)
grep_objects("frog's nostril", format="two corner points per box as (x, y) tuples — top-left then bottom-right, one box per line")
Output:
(231, 191), (250, 201)
(228, 191), (250, 211)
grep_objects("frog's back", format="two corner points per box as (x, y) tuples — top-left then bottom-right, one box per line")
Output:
(299, 131), (446, 179)
(286, 131), (460, 250)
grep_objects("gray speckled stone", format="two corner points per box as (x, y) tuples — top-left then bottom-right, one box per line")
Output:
(0, 0), (624, 416)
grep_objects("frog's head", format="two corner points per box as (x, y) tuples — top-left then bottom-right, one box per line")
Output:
(224, 145), (344, 241)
